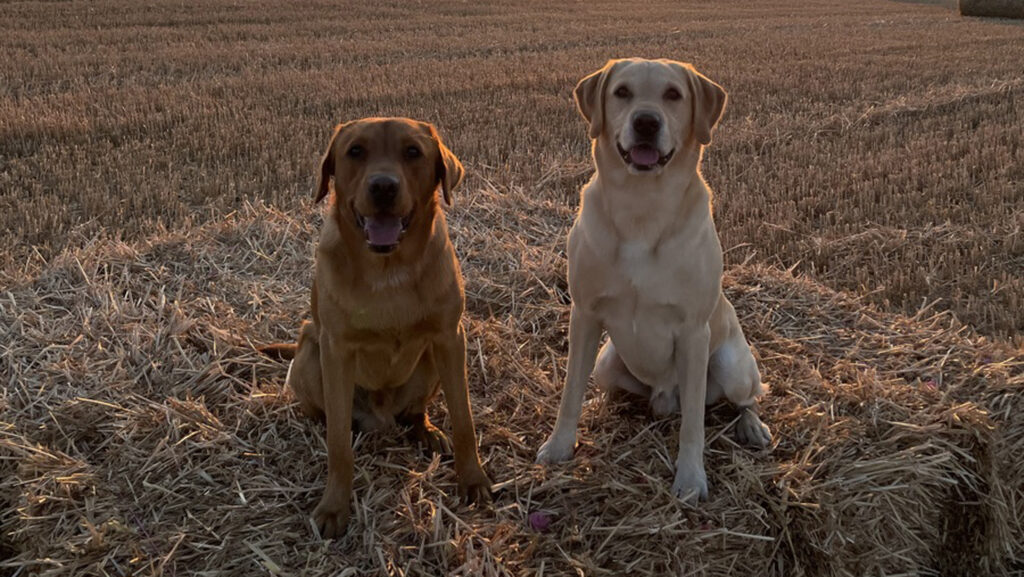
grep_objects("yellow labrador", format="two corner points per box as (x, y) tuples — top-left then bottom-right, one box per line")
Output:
(536, 59), (771, 501)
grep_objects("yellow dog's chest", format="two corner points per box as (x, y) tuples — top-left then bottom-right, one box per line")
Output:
(590, 269), (692, 387)
(575, 233), (721, 387)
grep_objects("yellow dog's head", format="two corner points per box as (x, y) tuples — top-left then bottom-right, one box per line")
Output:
(575, 58), (727, 176)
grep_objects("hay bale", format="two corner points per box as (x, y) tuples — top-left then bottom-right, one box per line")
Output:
(0, 198), (1020, 575)
(959, 0), (1024, 18)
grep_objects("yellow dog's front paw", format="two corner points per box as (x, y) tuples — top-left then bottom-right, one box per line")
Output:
(671, 464), (709, 503)
(536, 434), (576, 464)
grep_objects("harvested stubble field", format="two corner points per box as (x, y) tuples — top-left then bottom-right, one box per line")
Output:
(1, 0), (1022, 575)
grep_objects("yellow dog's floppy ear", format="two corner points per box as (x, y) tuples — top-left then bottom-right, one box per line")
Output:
(429, 124), (464, 207)
(314, 122), (349, 204)
(681, 64), (727, 146)
(574, 59), (622, 140)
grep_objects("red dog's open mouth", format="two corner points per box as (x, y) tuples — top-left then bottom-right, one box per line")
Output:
(354, 211), (411, 254)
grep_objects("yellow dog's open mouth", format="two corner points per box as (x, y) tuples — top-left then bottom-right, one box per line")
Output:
(618, 143), (674, 171)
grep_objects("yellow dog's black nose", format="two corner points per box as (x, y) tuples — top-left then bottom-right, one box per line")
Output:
(632, 112), (661, 138)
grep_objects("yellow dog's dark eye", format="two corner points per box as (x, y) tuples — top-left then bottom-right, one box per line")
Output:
(613, 85), (632, 99)
(347, 145), (364, 159)
(404, 146), (422, 159)
(664, 87), (682, 101)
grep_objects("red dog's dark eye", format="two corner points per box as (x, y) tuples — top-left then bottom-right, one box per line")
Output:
(664, 87), (682, 101)
(404, 146), (422, 159)
(614, 85), (632, 99)
(347, 145), (365, 159)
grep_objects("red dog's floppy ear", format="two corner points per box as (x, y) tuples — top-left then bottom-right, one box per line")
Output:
(574, 59), (623, 140)
(428, 124), (464, 207)
(314, 122), (350, 204)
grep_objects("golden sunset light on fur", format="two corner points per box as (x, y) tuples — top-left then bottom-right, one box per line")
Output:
(1, 0), (1021, 575)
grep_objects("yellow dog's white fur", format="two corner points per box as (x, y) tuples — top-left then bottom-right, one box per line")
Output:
(536, 58), (771, 500)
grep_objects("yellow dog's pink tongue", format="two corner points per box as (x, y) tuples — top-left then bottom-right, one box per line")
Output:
(630, 145), (660, 166)
(365, 215), (402, 246)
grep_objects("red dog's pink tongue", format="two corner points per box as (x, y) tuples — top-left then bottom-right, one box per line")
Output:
(630, 145), (660, 166)
(365, 215), (402, 246)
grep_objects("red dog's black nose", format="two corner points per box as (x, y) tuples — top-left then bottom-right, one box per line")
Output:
(368, 174), (399, 208)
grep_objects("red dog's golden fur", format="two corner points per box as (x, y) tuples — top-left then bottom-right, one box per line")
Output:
(264, 118), (491, 537)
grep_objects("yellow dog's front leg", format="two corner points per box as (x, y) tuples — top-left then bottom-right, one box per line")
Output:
(671, 323), (710, 502)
